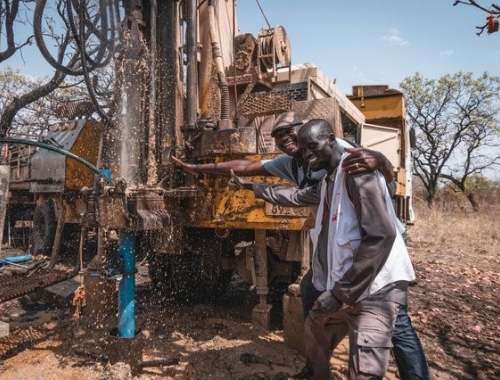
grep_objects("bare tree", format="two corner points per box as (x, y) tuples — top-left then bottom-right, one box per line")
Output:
(0, 67), (101, 140)
(0, 67), (53, 139)
(0, 0), (118, 138)
(400, 72), (500, 210)
(0, 1), (71, 137)
(454, 0), (500, 35)
(0, 0), (34, 62)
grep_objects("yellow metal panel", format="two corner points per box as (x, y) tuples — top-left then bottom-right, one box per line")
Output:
(184, 155), (311, 231)
(395, 169), (407, 197)
(351, 95), (405, 122)
(188, 187), (309, 231)
(65, 121), (101, 189)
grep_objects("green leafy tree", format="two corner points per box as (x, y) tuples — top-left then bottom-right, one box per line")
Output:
(465, 174), (497, 191)
(441, 173), (499, 209)
(400, 72), (500, 211)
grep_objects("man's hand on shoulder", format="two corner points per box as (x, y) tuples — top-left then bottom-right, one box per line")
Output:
(342, 147), (394, 182)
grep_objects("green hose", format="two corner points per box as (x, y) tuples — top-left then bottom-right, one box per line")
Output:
(0, 137), (111, 182)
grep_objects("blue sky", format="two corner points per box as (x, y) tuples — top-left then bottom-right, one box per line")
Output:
(3, 1), (499, 179)
(4, 1), (499, 95)
(236, 0), (500, 94)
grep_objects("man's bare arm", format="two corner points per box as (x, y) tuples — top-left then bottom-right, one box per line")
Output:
(171, 156), (270, 176)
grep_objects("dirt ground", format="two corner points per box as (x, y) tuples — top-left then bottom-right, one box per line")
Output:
(0, 235), (499, 380)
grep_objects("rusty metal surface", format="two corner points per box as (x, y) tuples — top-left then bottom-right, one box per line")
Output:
(291, 97), (343, 137)
(198, 127), (258, 157)
(188, 186), (308, 231)
(242, 92), (290, 117)
(0, 268), (75, 303)
(126, 188), (170, 230)
(233, 33), (257, 75)
(96, 194), (128, 229)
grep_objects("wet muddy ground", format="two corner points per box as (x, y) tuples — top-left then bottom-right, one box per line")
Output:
(1, 242), (499, 379)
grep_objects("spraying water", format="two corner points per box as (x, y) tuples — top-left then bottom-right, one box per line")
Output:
(119, 62), (144, 186)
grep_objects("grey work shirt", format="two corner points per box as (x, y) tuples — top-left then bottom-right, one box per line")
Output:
(261, 154), (325, 188)
(253, 170), (406, 306)
(261, 139), (354, 187)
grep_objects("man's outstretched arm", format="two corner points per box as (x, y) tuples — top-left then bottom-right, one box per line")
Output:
(229, 170), (321, 207)
(171, 155), (269, 176)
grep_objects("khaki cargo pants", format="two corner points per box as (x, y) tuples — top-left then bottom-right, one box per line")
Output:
(304, 299), (400, 380)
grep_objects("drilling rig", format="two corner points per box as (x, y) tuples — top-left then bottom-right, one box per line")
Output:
(3, 0), (414, 343)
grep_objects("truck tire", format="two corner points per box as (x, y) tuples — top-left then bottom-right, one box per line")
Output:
(32, 200), (57, 254)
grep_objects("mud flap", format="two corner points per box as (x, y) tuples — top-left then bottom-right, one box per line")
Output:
(33, 200), (57, 254)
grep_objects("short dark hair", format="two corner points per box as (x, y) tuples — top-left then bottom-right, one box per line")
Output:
(298, 119), (335, 141)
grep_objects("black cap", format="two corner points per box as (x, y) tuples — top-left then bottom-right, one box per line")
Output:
(271, 112), (304, 137)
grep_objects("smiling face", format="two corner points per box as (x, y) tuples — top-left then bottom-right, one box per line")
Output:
(273, 126), (299, 156)
(297, 120), (341, 174)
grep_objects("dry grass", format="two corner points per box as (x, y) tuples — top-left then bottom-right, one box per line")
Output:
(403, 194), (500, 379)
(407, 195), (500, 267)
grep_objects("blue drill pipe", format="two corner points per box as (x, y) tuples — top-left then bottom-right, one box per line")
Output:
(118, 230), (136, 338)
(0, 254), (33, 269)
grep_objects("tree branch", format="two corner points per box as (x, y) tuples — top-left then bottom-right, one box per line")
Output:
(454, 1), (500, 35)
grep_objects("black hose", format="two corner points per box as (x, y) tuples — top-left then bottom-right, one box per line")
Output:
(34, 0), (114, 76)
(67, 0), (113, 69)
(34, 0), (85, 76)
(77, 0), (109, 122)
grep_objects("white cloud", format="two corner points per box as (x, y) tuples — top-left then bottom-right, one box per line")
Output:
(379, 29), (408, 46)
(440, 50), (454, 58)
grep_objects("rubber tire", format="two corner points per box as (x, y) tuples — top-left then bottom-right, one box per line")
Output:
(32, 200), (57, 254)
